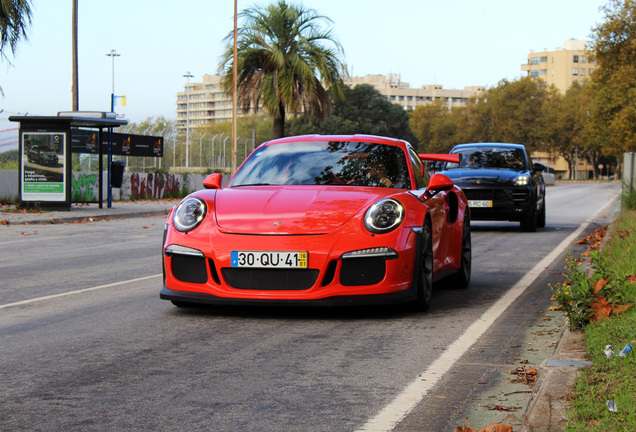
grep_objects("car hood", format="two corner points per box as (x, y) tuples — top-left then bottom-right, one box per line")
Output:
(213, 186), (389, 234)
(441, 169), (524, 186)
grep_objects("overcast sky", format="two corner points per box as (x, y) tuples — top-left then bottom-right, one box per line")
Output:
(0, 0), (607, 127)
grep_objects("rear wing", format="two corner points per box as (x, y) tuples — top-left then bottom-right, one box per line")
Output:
(418, 153), (461, 164)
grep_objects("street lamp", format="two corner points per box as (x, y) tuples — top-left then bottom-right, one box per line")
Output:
(183, 71), (194, 168)
(105, 50), (121, 112)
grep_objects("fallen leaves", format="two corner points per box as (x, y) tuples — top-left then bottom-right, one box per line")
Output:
(575, 226), (607, 250)
(589, 295), (633, 323)
(509, 366), (538, 387)
(455, 422), (513, 432)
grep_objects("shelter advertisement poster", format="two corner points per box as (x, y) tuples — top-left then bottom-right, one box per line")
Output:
(21, 132), (66, 201)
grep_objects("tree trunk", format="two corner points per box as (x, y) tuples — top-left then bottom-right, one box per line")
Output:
(272, 103), (286, 139)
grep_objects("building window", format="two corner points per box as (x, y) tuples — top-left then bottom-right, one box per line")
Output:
(531, 70), (539, 77)
(540, 69), (547, 76)
(573, 68), (579, 76)
(589, 68), (595, 75)
(530, 57), (540, 65)
(573, 55), (579, 63)
(540, 56), (547, 63)
(580, 55), (586, 64)
(580, 69), (586, 76)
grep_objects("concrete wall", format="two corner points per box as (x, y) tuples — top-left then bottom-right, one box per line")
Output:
(0, 170), (229, 202)
(0, 170), (18, 199)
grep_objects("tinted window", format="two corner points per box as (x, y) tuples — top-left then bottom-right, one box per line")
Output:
(445, 147), (527, 170)
(229, 141), (411, 188)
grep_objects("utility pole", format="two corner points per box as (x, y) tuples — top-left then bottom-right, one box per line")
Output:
(72, 0), (79, 110)
(232, 0), (238, 174)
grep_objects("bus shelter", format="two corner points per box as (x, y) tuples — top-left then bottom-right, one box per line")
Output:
(9, 112), (128, 210)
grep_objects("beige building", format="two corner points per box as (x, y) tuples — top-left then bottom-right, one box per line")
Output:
(345, 73), (484, 109)
(176, 74), (234, 131)
(176, 73), (483, 131)
(521, 39), (595, 92)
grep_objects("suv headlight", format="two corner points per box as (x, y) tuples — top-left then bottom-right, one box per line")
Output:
(514, 175), (530, 186)
(364, 198), (404, 233)
(173, 197), (207, 232)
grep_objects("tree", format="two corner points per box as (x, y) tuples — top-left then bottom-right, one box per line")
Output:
(287, 84), (418, 145)
(463, 77), (552, 152)
(409, 100), (458, 153)
(219, 1), (346, 139)
(589, 0), (636, 158)
(0, 0), (31, 62)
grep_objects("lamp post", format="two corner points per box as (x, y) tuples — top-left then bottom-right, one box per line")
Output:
(104, 49), (121, 209)
(183, 71), (194, 168)
(105, 50), (121, 111)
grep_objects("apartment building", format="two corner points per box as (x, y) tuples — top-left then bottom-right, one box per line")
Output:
(521, 39), (595, 92)
(176, 74), (234, 131)
(345, 73), (484, 109)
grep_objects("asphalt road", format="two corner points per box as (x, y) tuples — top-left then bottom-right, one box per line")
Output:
(0, 182), (621, 431)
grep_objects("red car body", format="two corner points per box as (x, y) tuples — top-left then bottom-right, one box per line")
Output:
(160, 134), (471, 310)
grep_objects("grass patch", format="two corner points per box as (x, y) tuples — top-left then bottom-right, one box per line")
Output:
(564, 209), (636, 430)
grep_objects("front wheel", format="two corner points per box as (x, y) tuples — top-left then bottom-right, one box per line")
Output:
(537, 200), (546, 228)
(410, 219), (434, 312)
(446, 215), (471, 289)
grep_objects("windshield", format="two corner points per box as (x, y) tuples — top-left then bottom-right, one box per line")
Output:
(445, 147), (527, 170)
(229, 141), (411, 189)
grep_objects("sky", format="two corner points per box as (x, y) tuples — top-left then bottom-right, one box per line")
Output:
(0, 0), (608, 129)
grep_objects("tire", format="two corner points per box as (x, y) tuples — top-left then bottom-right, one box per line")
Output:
(520, 202), (538, 232)
(537, 200), (546, 228)
(446, 215), (471, 289)
(411, 219), (434, 312)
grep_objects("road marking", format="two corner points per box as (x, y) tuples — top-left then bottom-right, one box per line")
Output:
(358, 197), (618, 432)
(0, 274), (162, 310)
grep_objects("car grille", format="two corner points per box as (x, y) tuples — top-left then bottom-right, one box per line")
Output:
(464, 188), (529, 205)
(221, 268), (320, 290)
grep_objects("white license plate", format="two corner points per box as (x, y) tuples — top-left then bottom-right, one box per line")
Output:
(468, 200), (493, 208)
(231, 251), (308, 268)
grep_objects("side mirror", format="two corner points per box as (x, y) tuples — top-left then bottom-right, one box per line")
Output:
(533, 162), (546, 172)
(203, 173), (223, 189)
(426, 173), (454, 196)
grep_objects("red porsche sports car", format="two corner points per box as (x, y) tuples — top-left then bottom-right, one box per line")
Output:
(160, 134), (471, 311)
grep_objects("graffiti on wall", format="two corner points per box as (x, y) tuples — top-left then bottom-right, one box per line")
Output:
(130, 173), (181, 199)
(71, 172), (184, 202)
(72, 173), (98, 202)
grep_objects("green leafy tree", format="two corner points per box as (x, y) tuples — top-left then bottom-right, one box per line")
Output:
(542, 83), (590, 179)
(589, 0), (636, 158)
(0, 0), (31, 62)
(219, 1), (346, 139)
(463, 77), (551, 152)
(409, 100), (458, 153)
(287, 84), (418, 145)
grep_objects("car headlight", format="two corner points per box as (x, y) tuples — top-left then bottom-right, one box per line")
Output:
(364, 198), (404, 233)
(173, 197), (207, 232)
(514, 175), (530, 186)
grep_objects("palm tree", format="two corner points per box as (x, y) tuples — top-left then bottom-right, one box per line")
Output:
(219, 0), (346, 138)
(0, 0), (32, 62)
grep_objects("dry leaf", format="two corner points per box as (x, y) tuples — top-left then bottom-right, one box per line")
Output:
(142, 226), (148, 229)
(594, 278), (609, 294)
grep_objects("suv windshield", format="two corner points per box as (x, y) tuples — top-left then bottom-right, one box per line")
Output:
(229, 141), (410, 188)
(445, 147), (527, 170)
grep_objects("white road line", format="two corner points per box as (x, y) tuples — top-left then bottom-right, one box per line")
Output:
(0, 274), (162, 310)
(358, 197), (618, 432)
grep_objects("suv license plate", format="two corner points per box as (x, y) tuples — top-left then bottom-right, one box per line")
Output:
(468, 200), (493, 208)
(231, 251), (308, 268)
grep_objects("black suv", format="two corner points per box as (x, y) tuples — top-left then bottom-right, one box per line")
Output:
(439, 143), (546, 232)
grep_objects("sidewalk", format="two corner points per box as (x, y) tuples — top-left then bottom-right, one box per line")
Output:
(0, 199), (180, 225)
